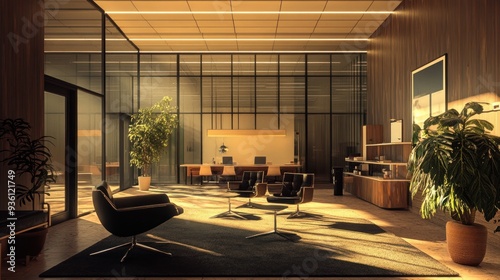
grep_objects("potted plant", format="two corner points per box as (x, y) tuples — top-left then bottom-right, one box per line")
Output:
(407, 102), (500, 266)
(129, 96), (177, 191)
(0, 118), (57, 260)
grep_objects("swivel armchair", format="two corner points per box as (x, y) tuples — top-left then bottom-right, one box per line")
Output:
(91, 181), (184, 262)
(267, 172), (315, 218)
(227, 171), (266, 208)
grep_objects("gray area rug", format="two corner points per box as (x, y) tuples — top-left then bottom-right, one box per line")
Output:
(40, 197), (458, 278)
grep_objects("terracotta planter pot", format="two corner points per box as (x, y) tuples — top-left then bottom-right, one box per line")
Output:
(138, 176), (151, 191)
(446, 221), (487, 266)
(17, 227), (48, 260)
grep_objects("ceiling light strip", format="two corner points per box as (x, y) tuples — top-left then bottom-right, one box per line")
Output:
(143, 50), (368, 54)
(106, 11), (393, 15)
(45, 50), (367, 54)
(46, 38), (368, 42)
(130, 38), (368, 41)
(207, 129), (286, 137)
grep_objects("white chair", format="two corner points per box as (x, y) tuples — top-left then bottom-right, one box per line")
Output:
(266, 165), (282, 183)
(198, 164), (213, 185)
(220, 165), (236, 183)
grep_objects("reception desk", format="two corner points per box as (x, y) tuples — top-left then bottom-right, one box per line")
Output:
(179, 164), (302, 185)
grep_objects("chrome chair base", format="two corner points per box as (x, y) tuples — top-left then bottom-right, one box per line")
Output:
(90, 235), (172, 262)
(246, 210), (296, 242)
(211, 197), (247, 220)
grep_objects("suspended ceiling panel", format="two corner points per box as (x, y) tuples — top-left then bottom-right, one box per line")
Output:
(45, 0), (402, 53)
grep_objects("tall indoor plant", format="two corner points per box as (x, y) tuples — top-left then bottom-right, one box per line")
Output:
(407, 102), (500, 266)
(0, 118), (57, 259)
(0, 118), (56, 208)
(129, 96), (177, 190)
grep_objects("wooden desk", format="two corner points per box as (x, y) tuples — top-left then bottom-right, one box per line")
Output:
(105, 163), (120, 176)
(179, 164), (301, 185)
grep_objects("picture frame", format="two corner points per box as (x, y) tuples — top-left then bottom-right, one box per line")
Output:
(412, 54), (447, 130)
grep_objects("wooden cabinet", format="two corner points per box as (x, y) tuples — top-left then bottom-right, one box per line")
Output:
(345, 125), (411, 209)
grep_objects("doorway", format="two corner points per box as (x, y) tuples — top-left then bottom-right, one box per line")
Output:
(44, 76), (104, 223)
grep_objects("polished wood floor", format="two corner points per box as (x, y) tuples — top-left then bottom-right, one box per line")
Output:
(3, 183), (500, 280)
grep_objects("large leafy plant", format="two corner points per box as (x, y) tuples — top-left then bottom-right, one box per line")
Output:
(0, 118), (56, 208)
(408, 102), (500, 225)
(129, 96), (178, 177)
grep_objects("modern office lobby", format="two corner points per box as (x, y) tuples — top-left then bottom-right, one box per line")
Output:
(2, 0), (500, 279)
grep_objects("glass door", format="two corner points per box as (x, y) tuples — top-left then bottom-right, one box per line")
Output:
(45, 76), (104, 223)
(44, 90), (72, 223)
(77, 91), (103, 215)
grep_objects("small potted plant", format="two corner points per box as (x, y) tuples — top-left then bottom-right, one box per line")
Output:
(129, 96), (177, 190)
(0, 118), (57, 260)
(407, 102), (500, 266)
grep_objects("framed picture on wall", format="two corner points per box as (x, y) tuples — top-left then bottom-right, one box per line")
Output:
(412, 54), (447, 130)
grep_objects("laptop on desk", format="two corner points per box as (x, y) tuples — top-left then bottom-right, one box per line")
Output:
(254, 156), (267, 165)
(222, 156), (233, 165)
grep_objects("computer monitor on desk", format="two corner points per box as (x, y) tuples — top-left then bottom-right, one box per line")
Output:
(254, 156), (267, 165)
(222, 156), (233, 165)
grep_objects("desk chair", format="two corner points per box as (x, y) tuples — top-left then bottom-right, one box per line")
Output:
(266, 165), (282, 183)
(198, 164), (214, 185)
(219, 165), (236, 183)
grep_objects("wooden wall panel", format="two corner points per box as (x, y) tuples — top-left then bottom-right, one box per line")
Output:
(0, 0), (45, 209)
(368, 0), (500, 240)
(367, 0), (500, 142)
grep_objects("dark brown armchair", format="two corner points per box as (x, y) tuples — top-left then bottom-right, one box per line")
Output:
(267, 172), (315, 218)
(227, 170), (266, 208)
(90, 181), (184, 262)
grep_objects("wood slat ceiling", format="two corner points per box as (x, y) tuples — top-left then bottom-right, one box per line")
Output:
(45, 0), (401, 53)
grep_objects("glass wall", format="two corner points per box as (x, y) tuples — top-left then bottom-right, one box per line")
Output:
(139, 53), (366, 183)
(44, 1), (138, 222)
(104, 15), (139, 190)
(44, 0), (102, 93)
(44, 0), (366, 188)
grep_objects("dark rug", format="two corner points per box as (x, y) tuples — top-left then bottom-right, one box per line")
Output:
(40, 205), (458, 278)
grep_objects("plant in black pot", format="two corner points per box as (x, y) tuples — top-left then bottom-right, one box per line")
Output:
(0, 118), (56, 261)
(407, 102), (500, 266)
(129, 96), (177, 191)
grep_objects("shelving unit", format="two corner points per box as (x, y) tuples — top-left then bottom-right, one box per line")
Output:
(344, 125), (411, 209)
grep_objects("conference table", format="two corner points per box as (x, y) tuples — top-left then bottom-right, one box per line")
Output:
(179, 163), (302, 185)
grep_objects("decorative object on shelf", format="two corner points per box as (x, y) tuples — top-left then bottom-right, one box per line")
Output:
(218, 143), (228, 153)
(390, 119), (403, 142)
(407, 102), (500, 266)
(382, 169), (391, 179)
(345, 125), (411, 209)
(129, 96), (178, 191)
